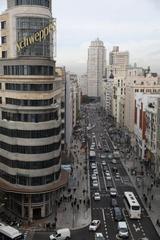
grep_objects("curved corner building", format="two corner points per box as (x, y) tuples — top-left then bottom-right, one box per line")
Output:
(0, 0), (68, 220)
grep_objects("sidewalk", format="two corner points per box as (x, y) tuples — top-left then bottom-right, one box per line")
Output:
(121, 153), (160, 237)
(56, 138), (91, 230)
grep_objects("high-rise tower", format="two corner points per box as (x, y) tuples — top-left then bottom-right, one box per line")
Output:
(0, 0), (68, 221)
(87, 38), (106, 98)
(109, 46), (129, 66)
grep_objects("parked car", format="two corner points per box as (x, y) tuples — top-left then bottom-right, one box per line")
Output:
(100, 154), (107, 159)
(49, 228), (71, 240)
(89, 220), (101, 231)
(92, 174), (97, 180)
(93, 168), (98, 175)
(115, 173), (120, 179)
(112, 159), (117, 164)
(113, 207), (124, 221)
(94, 192), (101, 201)
(102, 161), (106, 166)
(111, 198), (118, 207)
(95, 232), (105, 240)
(92, 180), (99, 187)
(106, 173), (111, 180)
(117, 221), (128, 239)
(110, 188), (117, 197)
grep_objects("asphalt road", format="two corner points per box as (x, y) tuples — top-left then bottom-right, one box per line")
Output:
(33, 103), (159, 240)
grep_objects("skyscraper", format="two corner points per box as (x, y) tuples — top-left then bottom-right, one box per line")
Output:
(109, 46), (129, 66)
(0, 0), (68, 221)
(87, 38), (106, 98)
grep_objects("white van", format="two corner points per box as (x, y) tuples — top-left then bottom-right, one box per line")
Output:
(117, 221), (128, 238)
(49, 228), (71, 240)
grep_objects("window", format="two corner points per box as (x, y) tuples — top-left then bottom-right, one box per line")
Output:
(0, 126), (61, 138)
(15, 0), (50, 7)
(4, 65), (53, 76)
(5, 83), (53, 91)
(1, 36), (6, 44)
(0, 155), (60, 169)
(1, 21), (6, 29)
(0, 169), (60, 186)
(0, 140), (61, 154)
(2, 51), (7, 58)
(2, 111), (58, 122)
(6, 97), (53, 106)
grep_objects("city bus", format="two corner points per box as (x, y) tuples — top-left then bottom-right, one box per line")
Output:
(124, 191), (141, 219)
(0, 223), (24, 240)
(89, 150), (96, 161)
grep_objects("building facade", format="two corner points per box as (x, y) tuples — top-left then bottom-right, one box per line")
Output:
(109, 46), (129, 66)
(0, 0), (68, 221)
(65, 73), (80, 150)
(125, 73), (160, 132)
(79, 74), (87, 96)
(87, 38), (106, 98)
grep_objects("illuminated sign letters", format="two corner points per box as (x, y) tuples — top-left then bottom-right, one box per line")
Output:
(16, 21), (56, 52)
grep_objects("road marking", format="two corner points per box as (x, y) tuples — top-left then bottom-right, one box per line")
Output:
(133, 223), (140, 232)
(97, 165), (101, 192)
(101, 164), (108, 191)
(108, 164), (116, 189)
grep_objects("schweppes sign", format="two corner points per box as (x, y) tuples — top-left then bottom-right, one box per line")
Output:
(16, 21), (56, 52)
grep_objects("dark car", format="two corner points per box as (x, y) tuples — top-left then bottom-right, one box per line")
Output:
(112, 167), (118, 173)
(113, 207), (124, 221)
(111, 198), (118, 207)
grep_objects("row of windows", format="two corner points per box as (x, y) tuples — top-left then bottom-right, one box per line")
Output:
(15, 0), (50, 7)
(6, 98), (53, 106)
(0, 140), (61, 154)
(135, 89), (160, 93)
(6, 83), (53, 91)
(0, 155), (60, 169)
(4, 65), (53, 76)
(0, 126), (61, 138)
(0, 169), (60, 186)
(2, 111), (58, 122)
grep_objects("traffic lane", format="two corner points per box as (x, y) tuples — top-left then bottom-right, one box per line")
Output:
(116, 185), (160, 239)
(139, 216), (160, 240)
(33, 227), (91, 240)
(91, 208), (107, 239)
(104, 206), (133, 240)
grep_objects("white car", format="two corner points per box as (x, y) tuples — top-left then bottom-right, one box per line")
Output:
(112, 159), (117, 164)
(100, 154), (106, 159)
(49, 228), (71, 240)
(95, 232), (105, 240)
(106, 173), (111, 180)
(91, 164), (97, 169)
(89, 220), (101, 231)
(92, 174), (97, 180)
(90, 146), (95, 151)
(110, 187), (117, 197)
(102, 161), (106, 166)
(94, 192), (101, 200)
(93, 169), (98, 175)
(115, 173), (120, 179)
(92, 180), (99, 187)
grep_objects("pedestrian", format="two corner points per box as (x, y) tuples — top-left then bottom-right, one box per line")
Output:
(149, 202), (151, 211)
(156, 219), (160, 227)
(151, 194), (153, 200)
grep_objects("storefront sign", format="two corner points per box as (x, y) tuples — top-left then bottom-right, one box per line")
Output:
(16, 21), (56, 52)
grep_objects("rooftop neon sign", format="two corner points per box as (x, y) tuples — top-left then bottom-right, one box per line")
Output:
(16, 21), (56, 52)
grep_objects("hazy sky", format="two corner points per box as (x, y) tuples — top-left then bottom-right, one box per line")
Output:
(1, 0), (160, 74)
